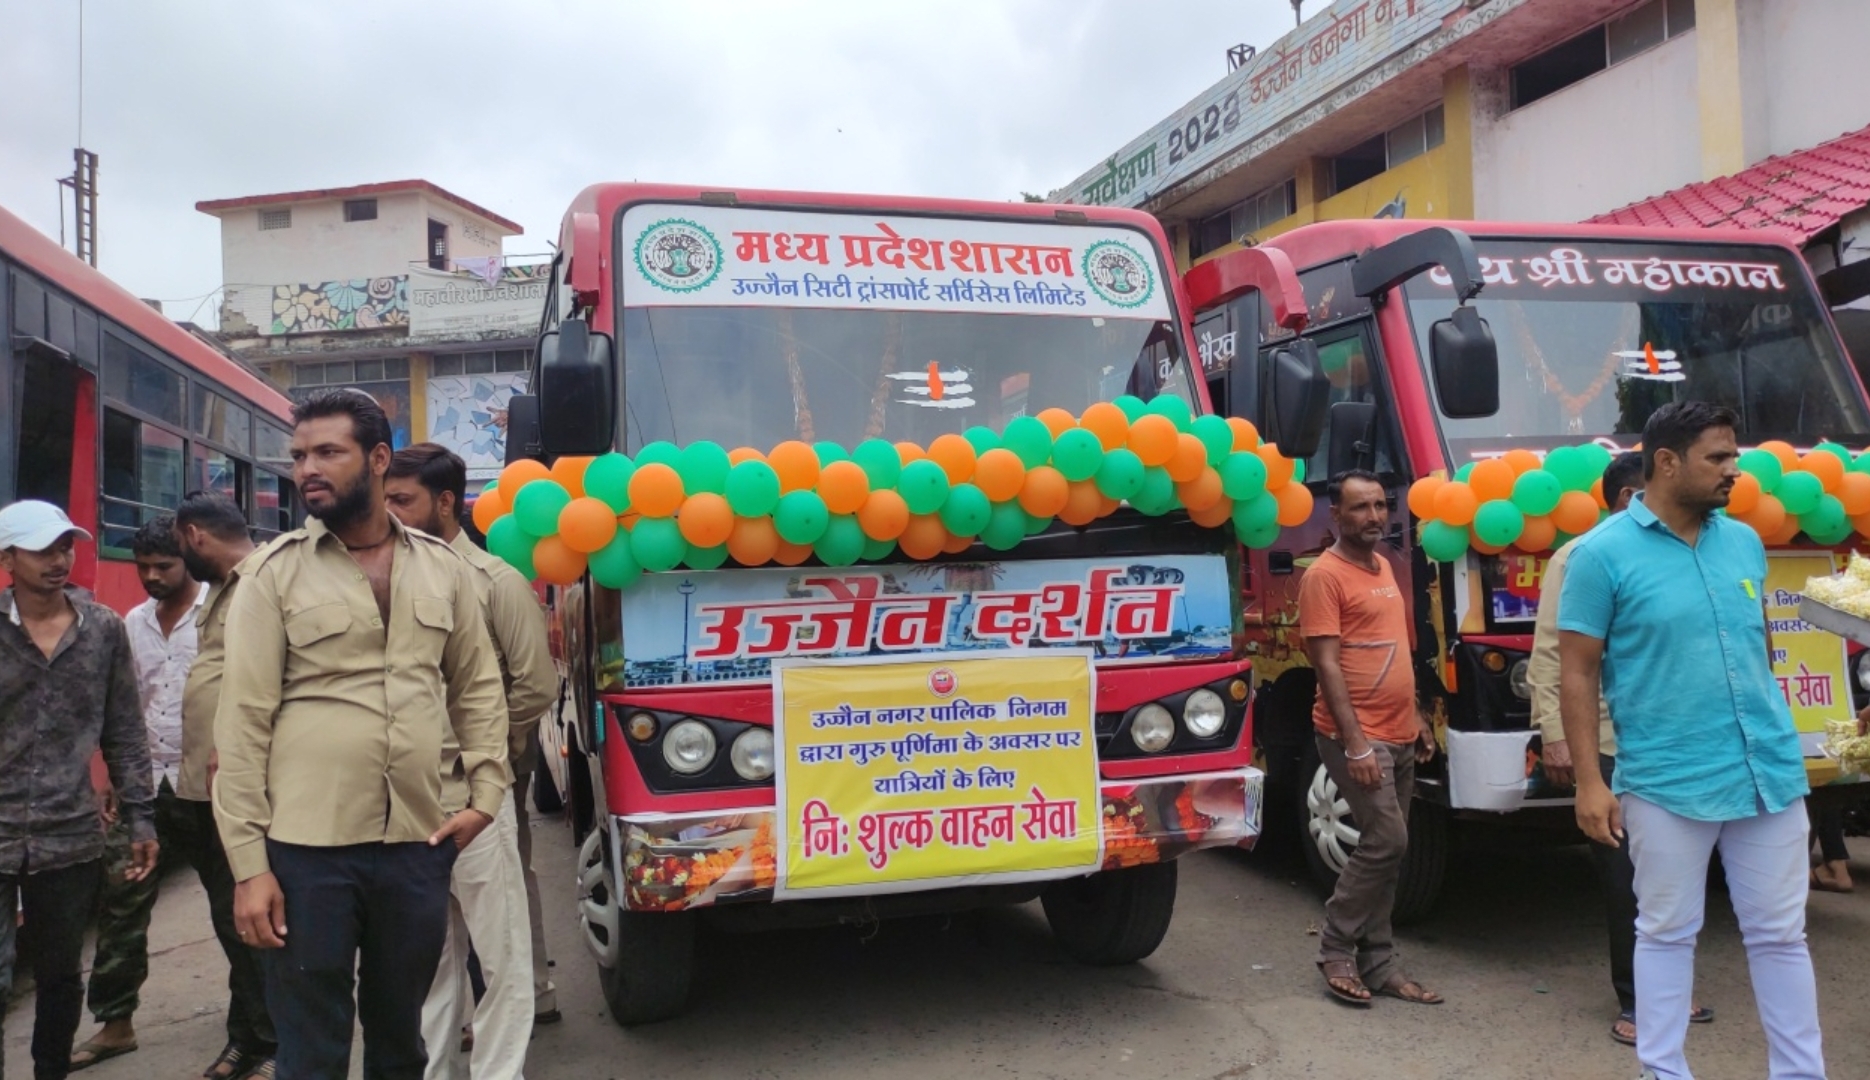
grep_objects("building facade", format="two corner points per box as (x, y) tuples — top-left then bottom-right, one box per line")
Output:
(198, 180), (547, 483)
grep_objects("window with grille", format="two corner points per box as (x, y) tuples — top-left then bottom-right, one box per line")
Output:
(1512, 0), (1695, 109)
(260, 208), (291, 231)
(344, 199), (378, 222)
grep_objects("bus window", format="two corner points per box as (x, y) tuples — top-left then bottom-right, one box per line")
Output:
(101, 409), (185, 551)
(253, 471), (295, 538)
(193, 385), (252, 455)
(16, 351), (79, 507)
(103, 336), (185, 428)
(191, 443), (247, 509)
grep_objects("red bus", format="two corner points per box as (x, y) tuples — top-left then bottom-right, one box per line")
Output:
(511, 184), (1310, 1025)
(0, 202), (300, 612)
(1186, 219), (1870, 920)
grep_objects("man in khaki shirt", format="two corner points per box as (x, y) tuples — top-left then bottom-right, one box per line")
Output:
(387, 443), (556, 1079)
(213, 389), (509, 1080)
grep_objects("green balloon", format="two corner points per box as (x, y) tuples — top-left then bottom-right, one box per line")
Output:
(583, 453), (636, 513)
(1419, 520), (1470, 562)
(1095, 448), (1146, 500)
(636, 441), (681, 468)
(1002, 417), (1055, 469)
(1816, 442), (1853, 466)
(1051, 429), (1104, 482)
(1454, 462), (1476, 483)
(512, 480), (571, 538)
(813, 441), (850, 465)
(1800, 494), (1849, 544)
(853, 440), (903, 489)
(1575, 443), (1613, 479)
(588, 532), (641, 589)
(683, 543), (730, 571)
(678, 442), (731, 495)
(813, 514), (866, 566)
(486, 517), (537, 578)
(1145, 394), (1194, 432)
(1237, 519), (1282, 550)
(1114, 395), (1147, 421)
(1232, 491), (1279, 534)
(1851, 451), (1870, 476)
(962, 426), (1002, 455)
(860, 537), (897, 561)
(940, 483), (992, 536)
(629, 517), (687, 573)
(1023, 511), (1051, 536)
(1133, 467), (1177, 515)
(1738, 449), (1784, 493)
(774, 491), (830, 545)
(1473, 500), (1525, 547)
(1511, 470), (1563, 516)
(1191, 415), (1233, 466)
(898, 459), (951, 515)
(1542, 446), (1592, 492)
(981, 500), (1028, 551)
(725, 460), (782, 517)
(1292, 458), (1307, 484)
(1219, 451), (1268, 500)
(1778, 470), (1822, 516)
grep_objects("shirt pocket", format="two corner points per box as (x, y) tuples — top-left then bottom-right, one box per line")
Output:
(284, 602), (351, 649)
(410, 595), (456, 661)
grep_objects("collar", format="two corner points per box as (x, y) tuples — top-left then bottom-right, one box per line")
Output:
(3, 586), (90, 627)
(132, 581), (209, 626)
(1627, 492), (1662, 529)
(305, 513), (413, 551)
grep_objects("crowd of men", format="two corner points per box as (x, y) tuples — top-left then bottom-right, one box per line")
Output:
(0, 388), (561, 1080)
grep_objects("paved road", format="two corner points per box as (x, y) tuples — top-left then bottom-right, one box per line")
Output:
(9, 815), (1868, 1079)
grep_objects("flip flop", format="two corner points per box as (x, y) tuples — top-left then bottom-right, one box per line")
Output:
(1690, 1005), (1715, 1024)
(1376, 974), (1444, 1005)
(69, 1040), (138, 1071)
(1611, 1011), (1637, 1046)
(1319, 959), (1373, 1006)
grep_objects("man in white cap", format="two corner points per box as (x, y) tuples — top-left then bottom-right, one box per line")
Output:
(0, 500), (157, 1080)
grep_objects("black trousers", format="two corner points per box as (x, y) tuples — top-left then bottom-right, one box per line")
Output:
(1588, 754), (1639, 1015)
(173, 800), (275, 1055)
(263, 840), (457, 1080)
(1, 858), (103, 1080)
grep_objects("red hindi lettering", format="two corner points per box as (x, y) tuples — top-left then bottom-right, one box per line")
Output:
(691, 603), (750, 659)
(800, 799), (848, 859)
(733, 232), (773, 263)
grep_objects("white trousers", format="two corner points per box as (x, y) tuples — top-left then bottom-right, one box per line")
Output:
(1624, 793), (1826, 1080)
(422, 791), (534, 1080)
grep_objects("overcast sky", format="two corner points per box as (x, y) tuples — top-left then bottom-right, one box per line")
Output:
(0, 0), (1301, 326)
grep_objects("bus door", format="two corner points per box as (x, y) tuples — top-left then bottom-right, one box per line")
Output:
(4, 267), (99, 589)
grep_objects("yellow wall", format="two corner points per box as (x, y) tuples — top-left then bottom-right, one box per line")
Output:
(1315, 144), (1456, 221)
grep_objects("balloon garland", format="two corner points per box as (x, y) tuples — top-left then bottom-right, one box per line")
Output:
(471, 395), (1316, 588)
(1409, 440), (1870, 562)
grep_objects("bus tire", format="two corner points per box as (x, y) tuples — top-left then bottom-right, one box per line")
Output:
(599, 911), (696, 1026)
(1041, 861), (1178, 965)
(531, 751), (565, 815)
(1391, 802), (1448, 927)
(1298, 740), (1447, 926)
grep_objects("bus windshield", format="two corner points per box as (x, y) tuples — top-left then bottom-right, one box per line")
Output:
(1402, 240), (1870, 458)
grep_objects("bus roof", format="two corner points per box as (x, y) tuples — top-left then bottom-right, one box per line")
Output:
(0, 202), (293, 422)
(1255, 218), (1807, 276)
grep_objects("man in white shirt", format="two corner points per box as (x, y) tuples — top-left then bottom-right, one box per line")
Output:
(69, 516), (203, 1070)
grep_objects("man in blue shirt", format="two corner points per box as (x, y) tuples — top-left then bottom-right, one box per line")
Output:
(1558, 402), (1824, 1080)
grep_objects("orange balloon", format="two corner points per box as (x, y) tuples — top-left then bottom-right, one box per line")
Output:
(1128, 414), (1178, 467)
(1590, 477), (1608, 509)
(1502, 448), (1542, 476)
(1726, 471), (1762, 516)
(895, 441), (926, 464)
(557, 496), (620, 554)
(1473, 537), (1509, 556)
(1254, 447), (1294, 493)
(817, 460), (871, 515)
(767, 441), (821, 493)
(1177, 467), (1224, 512)
(1059, 480), (1104, 526)
(1766, 512), (1803, 547)
(550, 455), (593, 499)
(1167, 433), (1208, 483)
(498, 458), (551, 496)
(1514, 514), (1557, 553)
(1760, 440), (1800, 472)
(941, 530), (974, 554)
(1406, 476), (1444, 519)
(1227, 417), (1261, 451)
(1188, 495), (1234, 528)
(973, 449), (1027, 502)
(774, 540), (814, 566)
(1840, 471), (1870, 517)
(727, 446), (766, 466)
(1433, 482), (1480, 527)
(856, 489), (910, 541)
(1097, 495), (1121, 518)
(617, 510), (641, 532)
(1037, 408), (1077, 436)
(531, 536), (587, 586)
(1079, 402), (1131, 450)
(676, 492), (735, 548)
(1274, 481), (1314, 527)
(470, 487), (507, 534)
(627, 463), (685, 518)
(1801, 452), (1845, 494)
(927, 434), (978, 483)
(1736, 493), (1787, 538)
(1018, 466), (1070, 517)
(1551, 490), (1601, 535)
(726, 516), (780, 566)
(1468, 458), (1516, 503)
(898, 514), (948, 560)
(1852, 509), (1870, 539)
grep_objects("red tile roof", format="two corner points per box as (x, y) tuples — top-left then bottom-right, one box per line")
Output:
(1587, 124), (1870, 243)
(196, 179), (522, 234)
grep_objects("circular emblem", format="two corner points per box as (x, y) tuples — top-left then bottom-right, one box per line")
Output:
(633, 218), (723, 293)
(928, 667), (958, 699)
(1081, 240), (1156, 309)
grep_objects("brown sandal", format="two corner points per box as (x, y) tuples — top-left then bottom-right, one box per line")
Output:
(1319, 959), (1373, 1006)
(1376, 973), (1444, 1005)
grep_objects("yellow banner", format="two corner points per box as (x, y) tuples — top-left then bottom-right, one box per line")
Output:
(1766, 553), (1852, 734)
(773, 652), (1100, 898)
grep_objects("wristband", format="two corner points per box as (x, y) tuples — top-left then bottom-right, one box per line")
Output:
(1345, 747), (1375, 762)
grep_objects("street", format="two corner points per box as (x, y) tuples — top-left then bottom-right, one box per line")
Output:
(9, 814), (1869, 1080)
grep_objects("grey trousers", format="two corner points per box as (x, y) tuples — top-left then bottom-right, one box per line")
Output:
(1314, 735), (1415, 989)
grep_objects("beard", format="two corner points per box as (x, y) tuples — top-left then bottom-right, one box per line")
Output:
(180, 544), (219, 585)
(142, 577), (181, 601)
(311, 470), (378, 530)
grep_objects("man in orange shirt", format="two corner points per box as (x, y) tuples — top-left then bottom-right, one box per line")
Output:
(1299, 469), (1440, 1007)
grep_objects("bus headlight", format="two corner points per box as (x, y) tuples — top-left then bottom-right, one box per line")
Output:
(730, 728), (775, 782)
(1130, 704), (1175, 753)
(1854, 650), (1870, 692)
(1182, 690), (1227, 738)
(1508, 659), (1531, 700)
(662, 720), (717, 775)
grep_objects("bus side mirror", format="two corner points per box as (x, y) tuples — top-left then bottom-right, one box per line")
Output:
(536, 316), (616, 456)
(504, 394), (541, 466)
(1326, 400), (1378, 476)
(1259, 340), (1330, 460)
(1429, 306), (1499, 419)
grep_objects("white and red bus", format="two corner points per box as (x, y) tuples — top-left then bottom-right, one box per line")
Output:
(0, 202), (300, 612)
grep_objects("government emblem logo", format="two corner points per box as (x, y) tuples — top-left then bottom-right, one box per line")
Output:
(928, 667), (958, 698)
(634, 218), (723, 293)
(1081, 240), (1155, 309)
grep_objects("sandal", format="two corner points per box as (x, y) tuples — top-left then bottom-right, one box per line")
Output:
(69, 1039), (138, 1071)
(1611, 1011), (1638, 1046)
(204, 1042), (247, 1079)
(1319, 959), (1373, 1006)
(240, 1058), (276, 1080)
(1690, 1004), (1714, 1024)
(1376, 973), (1444, 1005)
